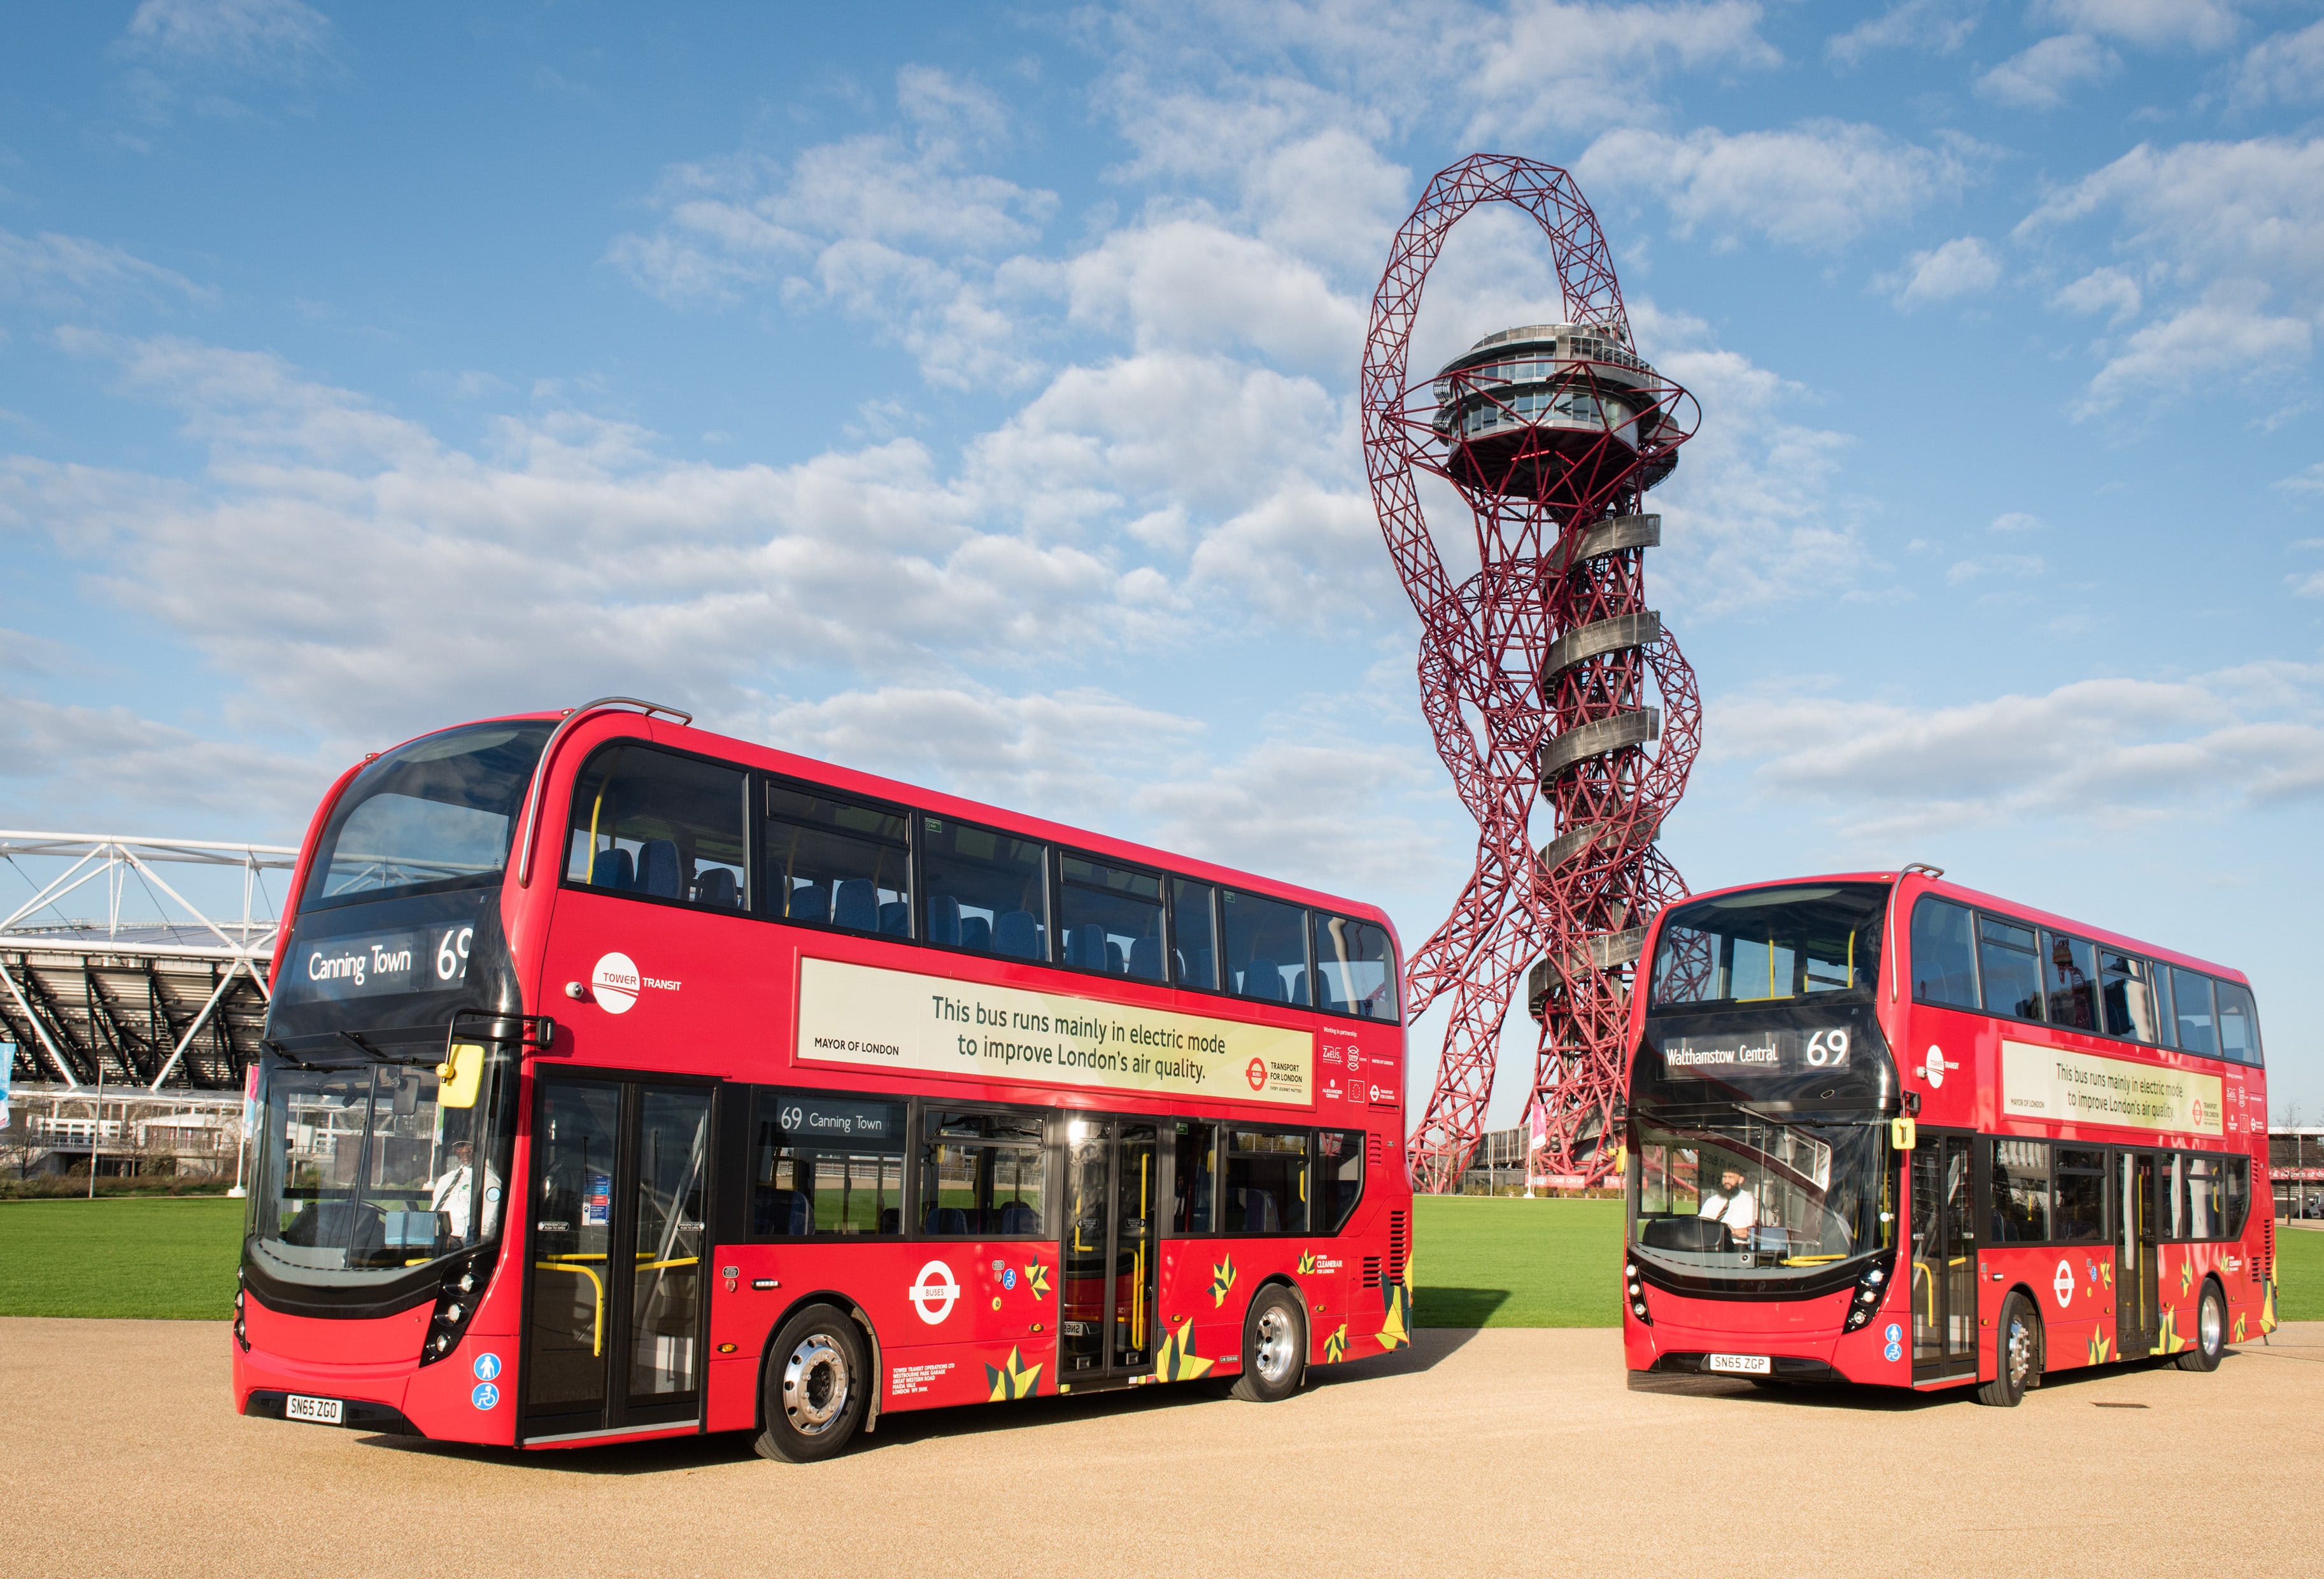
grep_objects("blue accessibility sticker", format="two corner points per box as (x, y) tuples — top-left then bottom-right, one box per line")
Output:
(472, 1352), (502, 1382)
(1884, 1322), (1902, 1344)
(472, 1382), (500, 1411)
(1002, 1268), (1017, 1291)
(1883, 1342), (1902, 1363)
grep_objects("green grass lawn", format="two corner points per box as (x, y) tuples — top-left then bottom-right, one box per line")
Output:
(0, 1198), (245, 1319)
(1412, 1195), (1622, 1327)
(0, 1193), (2316, 1330)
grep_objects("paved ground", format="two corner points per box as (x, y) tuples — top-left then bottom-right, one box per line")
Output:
(8, 1319), (2323, 1577)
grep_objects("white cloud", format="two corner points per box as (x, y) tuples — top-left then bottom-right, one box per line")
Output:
(1976, 33), (2119, 109)
(2232, 18), (2324, 108)
(1990, 511), (2044, 532)
(122, 0), (331, 76)
(1578, 120), (1976, 250)
(0, 229), (214, 311)
(1059, 218), (1363, 372)
(2030, 0), (2241, 52)
(1464, 1), (1781, 138)
(1879, 235), (2003, 308)
(2048, 266), (2142, 324)
(2279, 464), (2324, 496)
(0, 690), (331, 836)
(2074, 280), (2311, 414)
(1711, 665), (2324, 845)
(1826, 0), (1980, 67)
(1945, 551), (2046, 585)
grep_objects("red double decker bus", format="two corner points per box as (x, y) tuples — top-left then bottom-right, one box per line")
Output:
(1622, 867), (2274, 1405)
(234, 699), (1414, 1457)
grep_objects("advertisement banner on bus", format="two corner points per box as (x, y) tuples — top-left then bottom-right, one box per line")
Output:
(2001, 1040), (2224, 1136)
(795, 957), (1313, 1106)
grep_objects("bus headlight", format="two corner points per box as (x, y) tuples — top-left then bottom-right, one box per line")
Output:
(418, 1249), (493, 1366)
(1842, 1254), (1895, 1333)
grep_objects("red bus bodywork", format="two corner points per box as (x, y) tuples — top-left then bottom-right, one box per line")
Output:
(1622, 868), (2275, 1395)
(232, 707), (1415, 1448)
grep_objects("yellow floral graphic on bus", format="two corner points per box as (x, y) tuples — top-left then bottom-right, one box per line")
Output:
(1378, 1280), (1411, 1352)
(2087, 1331), (2111, 1366)
(1324, 1323), (1348, 1364)
(1022, 1261), (1050, 1299)
(2178, 1259), (2193, 1297)
(1296, 1250), (1317, 1275)
(1156, 1319), (1215, 1382)
(986, 1345), (1044, 1401)
(1210, 1254), (1238, 1307)
(2234, 1311), (2248, 1345)
(2156, 1306), (2185, 1355)
(2262, 1280), (2279, 1334)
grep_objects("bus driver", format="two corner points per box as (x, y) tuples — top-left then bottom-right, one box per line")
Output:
(430, 1140), (502, 1247)
(1697, 1166), (1757, 1240)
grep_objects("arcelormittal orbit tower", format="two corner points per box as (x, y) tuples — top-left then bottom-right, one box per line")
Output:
(1363, 154), (1701, 1193)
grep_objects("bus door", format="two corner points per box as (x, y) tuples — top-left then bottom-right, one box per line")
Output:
(1909, 1131), (1978, 1380)
(1059, 1116), (1160, 1384)
(520, 1075), (712, 1443)
(2115, 1151), (2158, 1357)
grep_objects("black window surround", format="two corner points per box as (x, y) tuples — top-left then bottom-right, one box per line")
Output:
(562, 739), (1400, 1025)
(1907, 894), (2260, 1068)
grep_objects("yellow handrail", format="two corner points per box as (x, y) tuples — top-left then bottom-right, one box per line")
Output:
(534, 1262), (606, 1356)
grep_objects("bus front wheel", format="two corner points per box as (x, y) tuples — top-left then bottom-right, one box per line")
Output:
(1230, 1286), (1306, 1403)
(2176, 1282), (2226, 1373)
(1975, 1291), (2040, 1408)
(755, 1303), (868, 1462)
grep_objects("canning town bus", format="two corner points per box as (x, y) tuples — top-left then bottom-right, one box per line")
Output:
(234, 700), (1414, 1459)
(1624, 867), (2274, 1405)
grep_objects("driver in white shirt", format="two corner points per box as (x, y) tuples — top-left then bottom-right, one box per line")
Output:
(429, 1140), (502, 1246)
(1697, 1166), (1757, 1239)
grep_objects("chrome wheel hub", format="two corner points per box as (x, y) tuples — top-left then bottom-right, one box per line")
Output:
(784, 1333), (851, 1434)
(2006, 1317), (2034, 1387)
(1254, 1306), (1297, 1385)
(2200, 1294), (2223, 1354)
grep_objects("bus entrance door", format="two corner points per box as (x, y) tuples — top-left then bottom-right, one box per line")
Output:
(520, 1076), (712, 1443)
(1059, 1117), (1160, 1385)
(1909, 1133), (1978, 1381)
(2116, 1151), (2158, 1358)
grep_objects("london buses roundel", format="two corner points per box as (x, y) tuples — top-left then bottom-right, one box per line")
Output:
(1245, 1057), (1266, 1092)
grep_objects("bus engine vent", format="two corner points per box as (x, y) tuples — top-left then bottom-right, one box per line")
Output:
(2264, 1213), (2275, 1281)
(1387, 1211), (1408, 1285)
(1367, 1133), (1383, 1166)
(1362, 1257), (1382, 1289)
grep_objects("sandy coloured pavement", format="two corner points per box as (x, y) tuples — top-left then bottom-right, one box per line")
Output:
(6, 1318), (2322, 1577)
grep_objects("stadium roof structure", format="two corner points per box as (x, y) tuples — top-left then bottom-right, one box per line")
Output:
(1, 832), (295, 1091)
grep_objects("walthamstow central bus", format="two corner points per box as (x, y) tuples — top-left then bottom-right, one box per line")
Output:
(234, 698), (1413, 1459)
(1623, 866), (2273, 1406)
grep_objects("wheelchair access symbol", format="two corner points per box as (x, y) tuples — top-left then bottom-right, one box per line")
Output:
(472, 1382), (500, 1411)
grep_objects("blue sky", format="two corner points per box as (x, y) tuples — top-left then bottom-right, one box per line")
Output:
(3, 0), (2320, 1126)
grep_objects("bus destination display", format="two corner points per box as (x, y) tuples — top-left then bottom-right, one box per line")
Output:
(795, 956), (1312, 1106)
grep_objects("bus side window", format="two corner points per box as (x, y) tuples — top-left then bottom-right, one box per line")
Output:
(1222, 889), (1309, 1005)
(751, 1091), (906, 1238)
(1312, 914), (1401, 1023)
(1171, 878), (1219, 990)
(2214, 981), (2263, 1067)
(1320, 1128), (1364, 1232)
(763, 781), (910, 935)
(2098, 951), (2161, 1042)
(2223, 1156), (2250, 1240)
(1057, 854), (1164, 980)
(1989, 1139), (2050, 1243)
(2041, 932), (2098, 1031)
(1909, 896), (1979, 1007)
(922, 819), (1049, 962)
(1224, 1129), (1308, 1234)
(2184, 1154), (2221, 1241)
(2170, 968), (2219, 1055)
(1171, 1121), (1217, 1233)
(565, 745), (749, 910)
(2052, 1150), (2106, 1242)
(1976, 915), (2043, 1021)
(918, 1110), (1046, 1235)
(2160, 1153), (2186, 1240)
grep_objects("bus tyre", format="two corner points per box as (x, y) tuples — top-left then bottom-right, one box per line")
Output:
(1976, 1292), (2040, 1408)
(2176, 1282), (2226, 1373)
(1230, 1285), (1306, 1403)
(755, 1303), (867, 1463)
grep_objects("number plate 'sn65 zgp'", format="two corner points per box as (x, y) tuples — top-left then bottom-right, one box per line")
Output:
(1706, 1354), (1772, 1376)
(284, 1394), (344, 1425)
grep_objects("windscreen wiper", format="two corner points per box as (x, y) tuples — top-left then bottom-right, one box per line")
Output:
(336, 1030), (441, 1067)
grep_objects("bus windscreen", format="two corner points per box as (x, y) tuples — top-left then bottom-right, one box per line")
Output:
(1648, 882), (1889, 1012)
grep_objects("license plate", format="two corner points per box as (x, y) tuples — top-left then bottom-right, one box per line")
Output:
(1707, 1354), (1772, 1376)
(285, 1394), (344, 1425)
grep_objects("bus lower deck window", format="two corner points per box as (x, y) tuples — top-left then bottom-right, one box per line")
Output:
(1224, 1130), (1308, 1234)
(751, 1091), (905, 1237)
(1320, 1129), (1364, 1231)
(919, 1110), (1046, 1235)
(1172, 1121), (1217, 1232)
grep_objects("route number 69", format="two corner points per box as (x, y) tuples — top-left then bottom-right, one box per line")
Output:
(435, 926), (473, 982)
(1805, 1028), (1850, 1066)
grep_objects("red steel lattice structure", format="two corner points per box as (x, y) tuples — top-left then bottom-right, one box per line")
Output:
(1362, 153), (1702, 1193)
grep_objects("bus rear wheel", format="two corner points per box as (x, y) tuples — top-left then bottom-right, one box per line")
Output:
(1230, 1286), (1306, 1403)
(2176, 1282), (2226, 1373)
(755, 1303), (867, 1462)
(1976, 1291), (2040, 1408)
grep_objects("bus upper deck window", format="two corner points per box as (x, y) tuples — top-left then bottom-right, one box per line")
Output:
(1171, 878), (1219, 991)
(2214, 981), (2262, 1066)
(1976, 916), (2042, 1021)
(1222, 889), (1309, 1005)
(1312, 914), (1400, 1022)
(764, 781), (909, 935)
(2041, 932), (2097, 1031)
(564, 745), (748, 912)
(2170, 968), (2219, 1056)
(2099, 951), (2160, 1042)
(1909, 897), (1978, 1008)
(922, 819), (1049, 960)
(1057, 855), (1163, 981)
